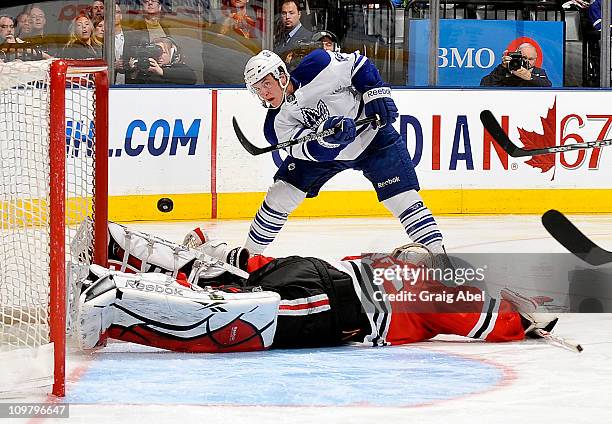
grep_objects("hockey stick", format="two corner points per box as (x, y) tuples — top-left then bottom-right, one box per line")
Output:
(232, 115), (381, 156)
(533, 328), (583, 353)
(542, 209), (612, 266)
(480, 110), (612, 157)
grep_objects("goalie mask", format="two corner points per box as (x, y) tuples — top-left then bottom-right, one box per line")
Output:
(244, 50), (290, 109)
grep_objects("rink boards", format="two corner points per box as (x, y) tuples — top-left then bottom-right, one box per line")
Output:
(106, 87), (612, 221)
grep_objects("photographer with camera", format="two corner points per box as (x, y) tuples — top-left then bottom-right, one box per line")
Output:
(126, 36), (196, 85)
(480, 43), (552, 87)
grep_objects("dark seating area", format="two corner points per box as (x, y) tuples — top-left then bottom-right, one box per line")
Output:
(0, 0), (607, 87)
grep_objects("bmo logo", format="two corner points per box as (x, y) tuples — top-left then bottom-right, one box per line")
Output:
(438, 47), (496, 69)
(438, 37), (544, 70)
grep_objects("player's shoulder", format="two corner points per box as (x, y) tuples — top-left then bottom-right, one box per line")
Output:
(291, 49), (333, 85)
(292, 49), (359, 87)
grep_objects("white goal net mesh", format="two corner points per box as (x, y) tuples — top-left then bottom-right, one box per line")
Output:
(0, 59), (102, 394)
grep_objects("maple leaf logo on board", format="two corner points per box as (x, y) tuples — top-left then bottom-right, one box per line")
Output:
(517, 99), (557, 180)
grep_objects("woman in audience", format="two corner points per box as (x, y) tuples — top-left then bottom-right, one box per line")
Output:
(61, 13), (101, 59)
(93, 16), (105, 46)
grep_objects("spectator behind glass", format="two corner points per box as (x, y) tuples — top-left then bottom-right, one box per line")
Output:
(24, 5), (54, 57)
(273, 0), (312, 58)
(126, 36), (196, 85)
(114, 2), (126, 84)
(0, 15), (21, 44)
(61, 13), (102, 59)
(217, 0), (264, 40)
(312, 30), (339, 52)
(480, 43), (552, 87)
(91, 0), (105, 20)
(141, 0), (168, 40)
(15, 12), (31, 39)
(28, 5), (46, 37)
(93, 16), (104, 45)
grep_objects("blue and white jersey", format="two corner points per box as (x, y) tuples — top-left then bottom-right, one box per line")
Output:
(263, 49), (387, 162)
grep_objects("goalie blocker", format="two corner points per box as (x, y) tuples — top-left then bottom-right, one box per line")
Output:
(76, 223), (559, 352)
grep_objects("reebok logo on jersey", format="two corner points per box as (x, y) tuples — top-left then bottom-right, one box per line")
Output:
(377, 176), (400, 188)
(126, 280), (185, 296)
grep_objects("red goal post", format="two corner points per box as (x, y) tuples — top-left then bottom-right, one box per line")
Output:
(0, 59), (109, 397)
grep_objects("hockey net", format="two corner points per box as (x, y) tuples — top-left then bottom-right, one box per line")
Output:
(0, 59), (108, 397)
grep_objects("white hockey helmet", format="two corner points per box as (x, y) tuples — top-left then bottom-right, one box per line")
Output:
(244, 50), (290, 109)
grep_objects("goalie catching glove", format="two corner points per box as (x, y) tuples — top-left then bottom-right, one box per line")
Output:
(363, 85), (398, 128)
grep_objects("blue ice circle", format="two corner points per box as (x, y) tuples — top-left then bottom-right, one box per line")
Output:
(69, 346), (505, 407)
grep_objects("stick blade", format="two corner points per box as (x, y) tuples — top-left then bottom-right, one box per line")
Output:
(542, 209), (612, 266)
(232, 117), (263, 156)
(480, 110), (524, 157)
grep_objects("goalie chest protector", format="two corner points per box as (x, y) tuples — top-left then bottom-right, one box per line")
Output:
(246, 256), (369, 348)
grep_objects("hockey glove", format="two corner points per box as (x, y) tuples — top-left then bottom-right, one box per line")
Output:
(318, 115), (356, 146)
(363, 86), (398, 128)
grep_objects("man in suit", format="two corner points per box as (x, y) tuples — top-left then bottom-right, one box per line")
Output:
(273, 0), (312, 59)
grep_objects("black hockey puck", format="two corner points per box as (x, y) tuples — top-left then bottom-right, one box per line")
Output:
(157, 197), (174, 213)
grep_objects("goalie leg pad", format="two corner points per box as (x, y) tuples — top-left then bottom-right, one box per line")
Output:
(76, 266), (118, 351)
(77, 266), (280, 353)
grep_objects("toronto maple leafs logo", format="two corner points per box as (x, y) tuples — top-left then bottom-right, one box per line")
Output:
(300, 100), (329, 129)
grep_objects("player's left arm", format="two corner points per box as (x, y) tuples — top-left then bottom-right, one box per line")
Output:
(349, 52), (398, 128)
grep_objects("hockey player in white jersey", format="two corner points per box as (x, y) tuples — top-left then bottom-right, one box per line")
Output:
(242, 49), (446, 256)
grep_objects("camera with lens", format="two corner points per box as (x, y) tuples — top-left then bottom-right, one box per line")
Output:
(508, 51), (529, 72)
(134, 42), (163, 71)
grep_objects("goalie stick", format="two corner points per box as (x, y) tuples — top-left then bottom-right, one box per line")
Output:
(533, 328), (583, 353)
(233, 115), (381, 156)
(542, 209), (612, 266)
(480, 110), (612, 157)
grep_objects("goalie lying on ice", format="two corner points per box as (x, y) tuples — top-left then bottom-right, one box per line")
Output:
(75, 222), (559, 353)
